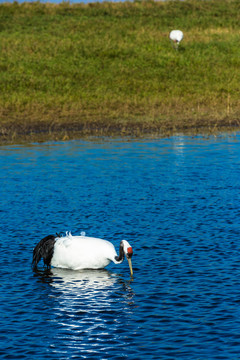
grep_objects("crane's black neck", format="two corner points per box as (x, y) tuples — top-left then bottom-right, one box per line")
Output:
(115, 241), (124, 262)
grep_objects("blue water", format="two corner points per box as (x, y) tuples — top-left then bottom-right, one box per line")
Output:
(1, 134), (240, 360)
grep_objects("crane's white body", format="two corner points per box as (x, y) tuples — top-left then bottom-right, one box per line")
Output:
(51, 234), (124, 270)
(169, 30), (184, 43)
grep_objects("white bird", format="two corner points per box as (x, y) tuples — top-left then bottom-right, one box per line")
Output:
(169, 30), (184, 49)
(32, 232), (133, 276)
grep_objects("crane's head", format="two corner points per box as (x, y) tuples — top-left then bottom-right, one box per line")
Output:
(121, 240), (133, 277)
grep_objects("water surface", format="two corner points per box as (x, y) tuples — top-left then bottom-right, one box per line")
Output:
(1, 134), (240, 359)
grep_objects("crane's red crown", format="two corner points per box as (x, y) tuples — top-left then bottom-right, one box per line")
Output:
(127, 247), (133, 255)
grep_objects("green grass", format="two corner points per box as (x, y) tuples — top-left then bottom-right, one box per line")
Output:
(0, 0), (240, 141)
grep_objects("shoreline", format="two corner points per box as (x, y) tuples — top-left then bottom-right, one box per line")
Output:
(1, 116), (240, 145)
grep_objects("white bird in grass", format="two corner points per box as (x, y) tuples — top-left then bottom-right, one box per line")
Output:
(32, 232), (133, 276)
(169, 30), (184, 49)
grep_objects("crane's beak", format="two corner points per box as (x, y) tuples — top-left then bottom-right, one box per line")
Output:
(127, 257), (133, 277)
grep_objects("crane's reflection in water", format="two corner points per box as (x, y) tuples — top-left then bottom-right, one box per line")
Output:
(34, 268), (135, 357)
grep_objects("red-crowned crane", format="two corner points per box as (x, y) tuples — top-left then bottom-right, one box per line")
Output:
(169, 30), (184, 49)
(32, 232), (133, 276)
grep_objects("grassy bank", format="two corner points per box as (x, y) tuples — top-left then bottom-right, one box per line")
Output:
(0, 0), (240, 142)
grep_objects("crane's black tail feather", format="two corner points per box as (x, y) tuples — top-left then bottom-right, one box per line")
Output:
(32, 234), (57, 269)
